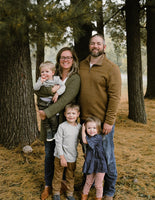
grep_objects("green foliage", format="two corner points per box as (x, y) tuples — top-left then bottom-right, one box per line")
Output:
(0, 0), (30, 47)
(104, 0), (147, 52)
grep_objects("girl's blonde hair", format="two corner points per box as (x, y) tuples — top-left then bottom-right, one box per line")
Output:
(39, 61), (55, 72)
(85, 116), (101, 133)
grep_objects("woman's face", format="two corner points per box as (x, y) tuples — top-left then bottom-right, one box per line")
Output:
(59, 50), (73, 71)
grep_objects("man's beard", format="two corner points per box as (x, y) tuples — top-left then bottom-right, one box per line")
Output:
(90, 49), (104, 57)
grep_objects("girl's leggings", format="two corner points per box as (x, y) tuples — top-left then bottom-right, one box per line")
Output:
(82, 172), (105, 198)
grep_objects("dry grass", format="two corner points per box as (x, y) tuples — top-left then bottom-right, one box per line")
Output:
(0, 92), (155, 200)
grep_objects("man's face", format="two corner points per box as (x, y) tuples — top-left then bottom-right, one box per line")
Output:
(89, 36), (105, 57)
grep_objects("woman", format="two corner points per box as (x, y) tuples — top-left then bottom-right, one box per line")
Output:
(36, 47), (80, 200)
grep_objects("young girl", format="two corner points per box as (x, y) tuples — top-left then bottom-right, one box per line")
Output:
(81, 116), (107, 200)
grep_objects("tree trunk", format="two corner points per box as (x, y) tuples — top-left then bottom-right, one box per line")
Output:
(145, 0), (155, 98)
(36, 29), (45, 80)
(74, 24), (93, 61)
(0, 8), (38, 148)
(96, 0), (104, 36)
(125, 0), (147, 123)
(36, 0), (45, 81)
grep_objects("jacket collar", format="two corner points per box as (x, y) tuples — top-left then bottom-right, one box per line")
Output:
(85, 54), (106, 66)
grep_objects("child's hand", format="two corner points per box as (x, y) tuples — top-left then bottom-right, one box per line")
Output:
(82, 123), (86, 132)
(52, 85), (60, 93)
(41, 76), (47, 83)
(60, 156), (67, 167)
(53, 93), (58, 103)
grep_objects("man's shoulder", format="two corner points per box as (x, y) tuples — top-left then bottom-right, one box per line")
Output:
(104, 56), (119, 69)
(80, 56), (90, 65)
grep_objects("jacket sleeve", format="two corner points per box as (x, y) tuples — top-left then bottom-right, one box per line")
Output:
(33, 77), (42, 91)
(54, 76), (66, 96)
(44, 74), (80, 118)
(105, 65), (121, 125)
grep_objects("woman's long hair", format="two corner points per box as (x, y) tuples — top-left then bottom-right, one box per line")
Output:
(55, 47), (79, 77)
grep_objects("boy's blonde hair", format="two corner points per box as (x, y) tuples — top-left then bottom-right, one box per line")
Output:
(39, 61), (56, 72)
(85, 116), (101, 133)
(64, 103), (80, 112)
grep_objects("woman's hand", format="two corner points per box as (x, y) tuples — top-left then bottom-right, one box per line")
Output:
(38, 110), (46, 120)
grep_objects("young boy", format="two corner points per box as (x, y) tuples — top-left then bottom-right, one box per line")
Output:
(52, 103), (81, 200)
(33, 61), (66, 141)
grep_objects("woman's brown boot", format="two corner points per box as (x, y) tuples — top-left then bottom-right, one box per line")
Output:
(81, 193), (88, 200)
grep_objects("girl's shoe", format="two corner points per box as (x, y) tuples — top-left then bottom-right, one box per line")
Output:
(81, 194), (88, 200)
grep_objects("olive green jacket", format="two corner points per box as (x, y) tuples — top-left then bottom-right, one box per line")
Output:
(34, 73), (80, 141)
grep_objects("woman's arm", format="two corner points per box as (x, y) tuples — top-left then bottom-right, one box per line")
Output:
(44, 74), (80, 118)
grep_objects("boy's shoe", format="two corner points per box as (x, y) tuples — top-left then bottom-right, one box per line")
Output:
(53, 195), (61, 200)
(46, 129), (54, 141)
(66, 196), (75, 200)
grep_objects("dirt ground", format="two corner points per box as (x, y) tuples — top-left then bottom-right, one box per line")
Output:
(0, 94), (155, 200)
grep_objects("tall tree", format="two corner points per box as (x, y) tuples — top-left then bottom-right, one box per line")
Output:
(125, 0), (147, 123)
(96, 0), (104, 35)
(35, 0), (45, 80)
(145, 0), (155, 98)
(0, 0), (38, 148)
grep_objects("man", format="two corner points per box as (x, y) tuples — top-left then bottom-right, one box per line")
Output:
(79, 34), (121, 200)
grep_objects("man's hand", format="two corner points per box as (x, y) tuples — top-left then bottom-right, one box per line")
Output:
(60, 155), (67, 167)
(103, 123), (113, 135)
(38, 110), (46, 120)
(52, 85), (60, 93)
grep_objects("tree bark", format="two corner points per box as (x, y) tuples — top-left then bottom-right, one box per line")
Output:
(125, 0), (147, 123)
(74, 24), (93, 61)
(0, 2), (38, 148)
(36, 28), (45, 80)
(36, 0), (45, 81)
(145, 0), (155, 98)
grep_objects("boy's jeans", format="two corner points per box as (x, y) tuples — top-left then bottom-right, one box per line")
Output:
(102, 125), (117, 197)
(44, 140), (55, 186)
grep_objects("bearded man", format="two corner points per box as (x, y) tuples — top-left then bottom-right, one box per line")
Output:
(79, 34), (121, 200)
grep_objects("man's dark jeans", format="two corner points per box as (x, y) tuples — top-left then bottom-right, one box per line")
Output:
(102, 125), (117, 197)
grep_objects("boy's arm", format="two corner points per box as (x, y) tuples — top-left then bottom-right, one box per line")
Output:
(54, 125), (67, 167)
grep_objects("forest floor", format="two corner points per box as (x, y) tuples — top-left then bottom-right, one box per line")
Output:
(0, 87), (155, 200)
